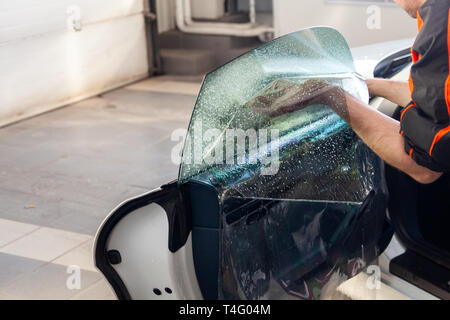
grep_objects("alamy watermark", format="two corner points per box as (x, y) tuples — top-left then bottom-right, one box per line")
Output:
(366, 265), (381, 290)
(66, 265), (81, 290)
(367, 5), (382, 30)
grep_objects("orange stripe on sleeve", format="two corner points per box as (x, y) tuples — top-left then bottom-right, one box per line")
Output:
(400, 103), (416, 122)
(417, 11), (424, 31)
(445, 9), (450, 118)
(430, 126), (450, 156)
(429, 9), (450, 156)
(408, 75), (414, 96)
(409, 12), (423, 99)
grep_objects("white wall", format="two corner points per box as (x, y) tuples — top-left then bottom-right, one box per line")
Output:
(191, 0), (225, 19)
(273, 0), (417, 47)
(0, 0), (148, 127)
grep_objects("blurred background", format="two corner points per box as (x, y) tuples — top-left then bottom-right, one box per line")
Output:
(1, 0), (417, 126)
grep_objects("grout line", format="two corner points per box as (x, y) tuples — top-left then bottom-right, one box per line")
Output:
(69, 278), (107, 300)
(48, 237), (93, 266)
(0, 289), (21, 300)
(0, 226), (42, 250)
(0, 237), (95, 290)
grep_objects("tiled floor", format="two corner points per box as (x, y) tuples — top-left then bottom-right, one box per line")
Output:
(0, 75), (201, 299)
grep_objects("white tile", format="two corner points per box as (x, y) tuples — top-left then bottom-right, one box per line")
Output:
(1, 262), (101, 300)
(71, 279), (117, 300)
(0, 292), (18, 300)
(0, 227), (91, 262)
(52, 239), (96, 272)
(0, 218), (39, 248)
(126, 78), (201, 96)
(0, 252), (45, 286)
(336, 272), (411, 300)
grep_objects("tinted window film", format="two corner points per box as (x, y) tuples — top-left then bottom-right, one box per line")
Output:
(178, 27), (387, 299)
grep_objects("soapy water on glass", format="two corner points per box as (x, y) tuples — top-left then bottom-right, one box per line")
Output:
(176, 28), (386, 300)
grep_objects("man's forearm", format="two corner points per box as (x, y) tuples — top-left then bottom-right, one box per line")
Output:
(366, 78), (411, 107)
(321, 85), (442, 183)
(342, 92), (442, 184)
(247, 79), (441, 183)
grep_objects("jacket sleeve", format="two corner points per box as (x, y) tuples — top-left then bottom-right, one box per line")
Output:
(400, 1), (450, 172)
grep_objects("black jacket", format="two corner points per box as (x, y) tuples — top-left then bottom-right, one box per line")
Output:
(400, 0), (450, 172)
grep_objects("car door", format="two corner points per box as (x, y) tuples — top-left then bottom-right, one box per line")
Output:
(94, 181), (203, 300)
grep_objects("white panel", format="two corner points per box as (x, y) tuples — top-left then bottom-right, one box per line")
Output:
(0, 0), (144, 44)
(0, 12), (148, 127)
(273, 0), (417, 47)
(191, 0), (225, 19)
(107, 202), (202, 300)
(352, 38), (413, 78)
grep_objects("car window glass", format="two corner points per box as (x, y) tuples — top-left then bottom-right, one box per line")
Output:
(178, 27), (371, 202)
(178, 27), (387, 299)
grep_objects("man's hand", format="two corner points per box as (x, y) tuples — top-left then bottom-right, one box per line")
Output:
(366, 78), (411, 107)
(246, 79), (348, 121)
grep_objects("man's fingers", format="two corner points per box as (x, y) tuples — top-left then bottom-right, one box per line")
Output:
(246, 78), (341, 118)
